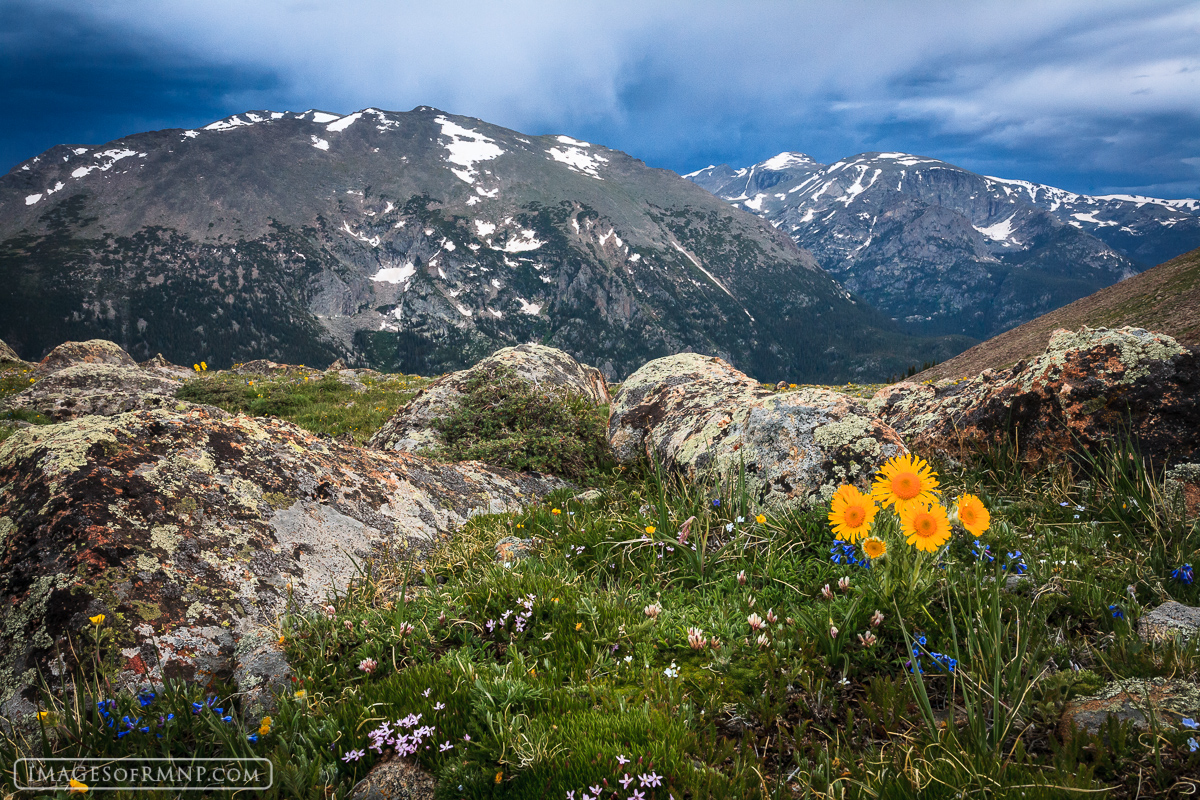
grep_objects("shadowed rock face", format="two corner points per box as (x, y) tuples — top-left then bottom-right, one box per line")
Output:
(0, 404), (564, 717)
(368, 343), (610, 453)
(871, 327), (1200, 469)
(608, 353), (907, 509)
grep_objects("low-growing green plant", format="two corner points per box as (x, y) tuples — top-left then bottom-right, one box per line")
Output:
(424, 363), (617, 484)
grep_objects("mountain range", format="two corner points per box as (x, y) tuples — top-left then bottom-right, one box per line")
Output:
(687, 153), (1200, 340)
(0, 108), (969, 383)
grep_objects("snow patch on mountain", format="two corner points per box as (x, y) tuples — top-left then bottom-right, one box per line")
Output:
(974, 215), (1023, 246)
(326, 112), (362, 132)
(310, 111), (341, 124)
(311, 136), (330, 151)
(546, 145), (607, 179)
(760, 152), (816, 170)
(435, 116), (504, 184)
(371, 263), (417, 284)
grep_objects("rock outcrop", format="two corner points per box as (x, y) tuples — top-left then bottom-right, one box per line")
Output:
(35, 339), (138, 374)
(608, 353), (906, 508)
(872, 327), (1200, 468)
(0, 404), (564, 718)
(369, 344), (610, 454)
(0, 337), (20, 364)
(5, 363), (184, 421)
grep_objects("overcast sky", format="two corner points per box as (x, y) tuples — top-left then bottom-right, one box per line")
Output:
(3, 0), (1199, 197)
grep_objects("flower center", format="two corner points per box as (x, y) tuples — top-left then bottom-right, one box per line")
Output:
(893, 472), (921, 500)
(844, 505), (866, 528)
(960, 507), (977, 525)
(914, 512), (937, 538)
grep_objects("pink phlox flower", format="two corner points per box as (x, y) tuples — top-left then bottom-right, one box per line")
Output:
(434, 701), (445, 710)
(640, 771), (662, 787)
(619, 774), (634, 788)
(617, 755), (630, 765)
(439, 740), (453, 752)
(630, 791), (646, 800)
(422, 688), (432, 697)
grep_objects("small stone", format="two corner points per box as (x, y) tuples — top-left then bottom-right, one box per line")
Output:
(349, 758), (435, 800)
(495, 536), (535, 563)
(572, 488), (604, 503)
(1061, 677), (1200, 736)
(1138, 601), (1200, 643)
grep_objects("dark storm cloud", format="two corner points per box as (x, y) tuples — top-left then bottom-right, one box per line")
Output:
(3, 0), (1199, 198)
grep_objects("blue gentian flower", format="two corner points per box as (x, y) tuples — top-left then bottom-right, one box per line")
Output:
(1172, 564), (1194, 586)
(1182, 718), (1199, 729)
(138, 692), (155, 708)
(247, 733), (259, 743)
(1110, 605), (1125, 619)
(1190, 737), (1199, 753)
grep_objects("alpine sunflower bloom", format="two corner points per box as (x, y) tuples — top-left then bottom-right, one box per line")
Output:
(954, 494), (991, 536)
(862, 536), (888, 560)
(872, 454), (940, 513)
(900, 502), (952, 553)
(828, 485), (877, 543)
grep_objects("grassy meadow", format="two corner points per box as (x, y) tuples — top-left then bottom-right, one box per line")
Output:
(3, 367), (1200, 799)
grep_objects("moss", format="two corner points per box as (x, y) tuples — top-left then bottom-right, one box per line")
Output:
(131, 600), (162, 622)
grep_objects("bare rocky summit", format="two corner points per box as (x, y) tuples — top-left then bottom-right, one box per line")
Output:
(0, 337), (20, 364)
(369, 343), (609, 453)
(0, 403), (564, 719)
(608, 352), (906, 508)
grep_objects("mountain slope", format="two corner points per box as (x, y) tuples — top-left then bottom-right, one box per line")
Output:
(688, 153), (1200, 341)
(912, 244), (1200, 382)
(0, 109), (973, 383)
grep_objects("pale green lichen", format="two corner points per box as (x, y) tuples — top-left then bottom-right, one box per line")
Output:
(0, 416), (122, 482)
(150, 524), (181, 554)
(814, 414), (880, 457)
(1043, 327), (1185, 386)
(136, 554), (159, 573)
(0, 516), (13, 548)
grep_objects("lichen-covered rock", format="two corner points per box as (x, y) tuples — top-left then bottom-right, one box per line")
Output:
(35, 339), (138, 375)
(4, 363), (184, 421)
(0, 404), (564, 715)
(350, 758), (435, 800)
(1138, 601), (1200, 643)
(1061, 677), (1200, 736)
(0, 337), (20, 364)
(608, 353), (907, 508)
(369, 343), (610, 453)
(872, 327), (1200, 468)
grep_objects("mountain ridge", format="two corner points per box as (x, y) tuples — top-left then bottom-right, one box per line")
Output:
(1, 107), (970, 383)
(688, 151), (1200, 341)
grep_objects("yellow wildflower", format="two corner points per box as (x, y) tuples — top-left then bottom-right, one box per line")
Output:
(954, 494), (991, 536)
(827, 485), (877, 543)
(862, 536), (887, 560)
(69, 778), (89, 793)
(551, 508), (561, 515)
(755, 514), (766, 524)
(294, 690), (306, 699)
(645, 525), (656, 535)
(872, 454), (939, 514)
(900, 502), (952, 553)
(88, 614), (105, 626)
(575, 622), (583, 631)
(258, 716), (272, 736)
